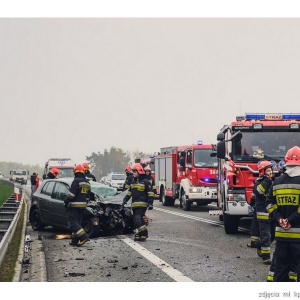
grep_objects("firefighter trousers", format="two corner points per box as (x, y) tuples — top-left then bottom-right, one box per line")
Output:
(67, 207), (88, 241)
(132, 207), (148, 238)
(257, 220), (274, 259)
(274, 240), (300, 282)
(250, 209), (260, 245)
(267, 248), (297, 282)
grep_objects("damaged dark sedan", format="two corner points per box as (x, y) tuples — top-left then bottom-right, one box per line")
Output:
(29, 178), (134, 238)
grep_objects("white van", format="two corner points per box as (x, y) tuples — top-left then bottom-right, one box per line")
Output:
(106, 172), (126, 191)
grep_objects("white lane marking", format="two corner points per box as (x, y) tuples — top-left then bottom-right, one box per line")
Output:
(154, 207), (250, 233)
(122, 237), (194, 282)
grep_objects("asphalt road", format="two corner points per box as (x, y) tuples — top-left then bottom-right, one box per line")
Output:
(19, 184), (274, 283)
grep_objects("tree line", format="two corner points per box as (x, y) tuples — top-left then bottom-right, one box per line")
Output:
(86, 146), (153, 179)
(0, 146), (153, 180)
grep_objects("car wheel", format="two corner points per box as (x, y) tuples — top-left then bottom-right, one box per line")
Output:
(82, 217), (99, 238)
(30, 208), (45, 231)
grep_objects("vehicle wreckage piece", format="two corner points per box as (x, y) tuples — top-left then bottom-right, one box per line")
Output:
(84, 197), (134, 237)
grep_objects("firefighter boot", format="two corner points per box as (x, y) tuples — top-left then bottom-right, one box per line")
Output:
(77, 232), (90, 247)
(69, 234), (79, 246)
(262, 255), (271, 265)
(247, 240), (258, 248)
(256, 240), (263, 257)
(77, 237), (89, 247)
(134, 234), (141, 241)
(288, 271), (297, 282)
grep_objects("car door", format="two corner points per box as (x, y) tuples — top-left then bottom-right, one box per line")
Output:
(38, 181), (56, 224)
(48, 182), (70, 227)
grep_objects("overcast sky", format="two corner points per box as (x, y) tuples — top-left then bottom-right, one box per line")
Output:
(1, 6), (300, 167)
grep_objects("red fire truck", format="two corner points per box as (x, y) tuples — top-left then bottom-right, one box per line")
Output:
(209, 113), (300, 234)
(154, 143), (218, 210)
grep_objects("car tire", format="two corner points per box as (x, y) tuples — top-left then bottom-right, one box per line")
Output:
(82, 217), (99, 238)
(30, 208), (45, 231)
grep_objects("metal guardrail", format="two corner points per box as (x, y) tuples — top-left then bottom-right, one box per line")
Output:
(0, 180), (23, 267)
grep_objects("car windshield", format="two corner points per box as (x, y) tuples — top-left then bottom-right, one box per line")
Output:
(91, 182), (117, 199)
(112, 174), (126, 180)
(231, 131), (298, 162)
(100, 190), (130, 205)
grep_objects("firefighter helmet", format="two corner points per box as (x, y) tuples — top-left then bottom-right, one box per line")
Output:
(131, 164), (145, 175)
(258, 161), (273, 176)
(82, 163), (89, 171)
(144, 164), (151, 172)
(50, 168), (60, 177)
(285, 146), (300, 166)
(125, 166), (131, 173)
(74, 164), (85, 174)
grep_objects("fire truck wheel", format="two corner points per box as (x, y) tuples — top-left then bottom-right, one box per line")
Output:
(223, 213), (239, 234)
(181, 192), (191, 211)
(161, 188), (175, 206)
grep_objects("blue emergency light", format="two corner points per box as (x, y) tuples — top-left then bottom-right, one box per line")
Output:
(197, 140), (203, 145)
(244, 113), (300, 121)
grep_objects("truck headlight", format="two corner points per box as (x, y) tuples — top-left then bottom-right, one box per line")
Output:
(189, 187), (202, 193)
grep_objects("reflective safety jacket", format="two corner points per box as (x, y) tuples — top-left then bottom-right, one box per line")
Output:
(123, 175), (154, 209)
(254, 176), (273, 222)
(144, 174), (156, 207)
(66, 173), (91, 208)
(123, 173), (134, 191)
(85, 170), (97, 182)
(266, 174), (300, 242)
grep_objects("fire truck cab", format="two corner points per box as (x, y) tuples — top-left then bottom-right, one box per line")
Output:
(154, 142), (218, 210)
(43, 158), (76, 179)
(209, 113), (300, 234)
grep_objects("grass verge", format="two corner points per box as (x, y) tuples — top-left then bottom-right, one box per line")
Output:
(0, 183), (14, 206)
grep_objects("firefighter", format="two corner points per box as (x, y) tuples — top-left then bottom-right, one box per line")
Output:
(247, 192), (260, 248)
(45, 168), (60, 179)
(267, 164), (297, 282)
(122, 164), (154, 241)
(82, 163), (97, 182)
(30, 172), (37, 197)
(144, 164), (157, 197)
(64, 164), (91, 247)
(266, 146), (300, 282)
(143, 164), (156, 225)
(253, 160), (275, 265)
(122, 165), (133, 191)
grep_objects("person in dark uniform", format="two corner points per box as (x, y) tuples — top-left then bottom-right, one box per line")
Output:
(122, 165), (134, 191)
(30, 172), (37, 197)
(64, 164), (91, 247)
(247, 192), (260, 249)
(45, 168), (60, 179)
(143, 164), (156, 209)
(82, 163), (97, 182)
(253, 160), (275, 265)
(122, 164), (154, 241)
(266, 146), (300, 281)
